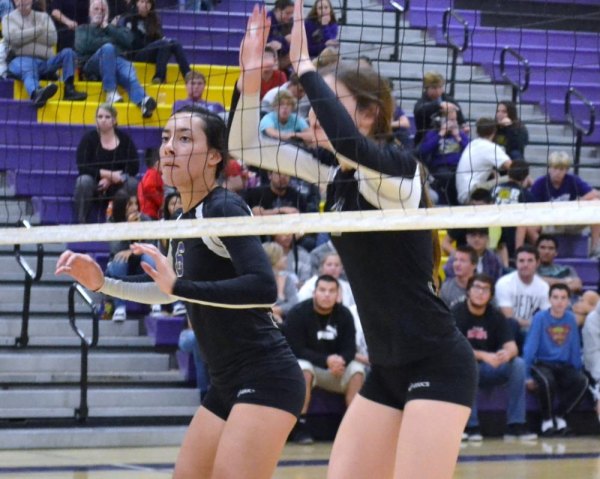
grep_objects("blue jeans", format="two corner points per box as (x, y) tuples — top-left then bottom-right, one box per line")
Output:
(83, 43), (145, 104)
(468, 356), (527, 427)
(178, 328), (211, 395)
(104, 252), (155, 309)
(8, 48), (77, 96)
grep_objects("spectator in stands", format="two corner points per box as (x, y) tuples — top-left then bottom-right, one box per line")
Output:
(496, 245), (550, 346)
(440, 245), (477, 308)
(48, 0), (89, 50)
(104, 190), (155, 321)
(536, 234), (599, 326)
(453, 273), (537, 442)
(263, 241), (299, 323)
(413, 71), (466, 146)
(261, 73), (310, 118)
(273, 233), (312, 287)
(391, 103), (412, 149)
(524, 283), (589, 436)
(283, 274), (366, 444)
(260, 45), (287, 99)
(0, 0), (13, 79)
(266, 0), (294, 72)
(298, 252), (355, 308)
(418, 102), (469, 205)
(178, 319), (210, 398)
(519, 151), (600, 257)
(582, 303), (600, 424)
(259, 90), (309, 141)
(172, 70), (226, 117)
(2, 0), (86, 107)
(75, 0), (156, 117)
(492, 160), (533, 261)
(243, 171), (309, 217)
(494, 100), (529, 161)
(137, 147), (163, 220)
(118, 0), (190, 84)
(455, 117), (512, 205)
(445, 228), (505, 283)
(312, 44), (339, 69)
(309, 238), (338, 278)
(304, 0), (338, 59)
(74, 103), (139, 223)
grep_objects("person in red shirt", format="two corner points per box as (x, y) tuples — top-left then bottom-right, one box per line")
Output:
(137, 148), (164, 219)
(260, 46), (287, 99)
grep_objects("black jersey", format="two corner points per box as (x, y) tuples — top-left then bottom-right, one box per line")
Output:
(170, 187), (297, 388)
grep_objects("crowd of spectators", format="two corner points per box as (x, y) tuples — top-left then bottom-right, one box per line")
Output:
(2, 0), (600, 440)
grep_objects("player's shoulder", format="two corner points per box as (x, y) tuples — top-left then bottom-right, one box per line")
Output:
(202, 187), (252, 219)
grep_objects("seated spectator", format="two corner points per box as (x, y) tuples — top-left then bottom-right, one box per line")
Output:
(243, 171), (308, 217)
(2, 0), (86, 107)
(456, 118), (512, 205)
(262, 241), (299, 323)
(119, 0), (190, 84)
(582, 303), (600, 423)
(0, 1), (13, 79)
(172, 71), (226, 118)
(524, 284), (589, 436)
(304, 0), (338, 59)
(49, 0), (89, 50)
(519, 151), (600, 257)
(74, 103), (139, 223)
(283, 275), (366, 444)
(445, 228), (504, 283)
(259, 90), (309, 141)
(453, 274), (537, 442)
(413, 71), (466, 146)
(75, 0), (156, 117)
(104, 191), (155, 321)
(418, 102), (469, 205)
(137, 147), (163, 220)
(298, 252), (355, 308)
(391, 104), (412, 149)
(273, 233), (312, 287)
(261, 73), (310, 118)
(492, 160), (533, 261)
(260, 46), (287, 99)
(440, 245), (477, 308)
(494, 100), (529, 160)
(178, 320), (210, 398)
(309, 238), (337, 278)
(266, 0), (293, 72)
(312, 44), (339, 69)
(496, 245), (550, 352)
(536, 234), (599, 326)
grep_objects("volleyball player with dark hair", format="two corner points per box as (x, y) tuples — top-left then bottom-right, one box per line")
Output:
(231, 5), (476, 478)
(56, 103), (305, 479)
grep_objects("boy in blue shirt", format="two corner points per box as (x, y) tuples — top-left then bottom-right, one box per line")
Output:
(259, 90), (309, 142)
(524, 283), (589, 436)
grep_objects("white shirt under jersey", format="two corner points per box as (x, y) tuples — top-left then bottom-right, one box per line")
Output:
(455, 137), (511, 204)
(494, 271), (550, 324)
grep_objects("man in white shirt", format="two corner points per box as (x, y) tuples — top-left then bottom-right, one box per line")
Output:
(456, 117), (512, 204)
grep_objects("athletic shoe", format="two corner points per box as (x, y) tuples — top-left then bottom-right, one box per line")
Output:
(105, 90), (123, 104)
(172, 301), (187, 316)
(461, 432), (468, 441)
(31, 83), (58, 108)
(112, 305), (127, 322)
(465, 426), (483, 442)
(555, 417), (575, 436)
(504, 423), (538, 441)
(290, 419), (314, 445)
(150, 304), (164, 317)
(540, 419), (555, 437)
(140, 96), (157, 118)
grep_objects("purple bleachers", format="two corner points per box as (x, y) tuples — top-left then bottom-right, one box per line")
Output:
(555, 258), (600, 290)
(554, 234), (590, 259)
(144, 315), (187, 347)
(7, 170), (77, 196)
(407, 6), (479, 30)
(159, 10), (247, 29)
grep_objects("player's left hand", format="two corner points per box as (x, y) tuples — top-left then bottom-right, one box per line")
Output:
(131, 243), (176, 295)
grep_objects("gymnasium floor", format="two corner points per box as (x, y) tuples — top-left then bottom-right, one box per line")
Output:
(0, 438), (599, 478)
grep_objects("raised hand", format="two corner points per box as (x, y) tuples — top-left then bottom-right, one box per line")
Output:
(289, 0), (314, 77)
(238, 4), (271, 95)
(55, 251), (105, 292)
(130, 243), (177, 296)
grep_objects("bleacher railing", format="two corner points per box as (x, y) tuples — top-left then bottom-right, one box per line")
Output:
(565, 88), (596, 177)
(500, 47), (530, 104)
(68, 283), (100, 423)
(389, 0), (409, 62)
(13, 220), (44, 348)
(442, 8), (469, 98)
